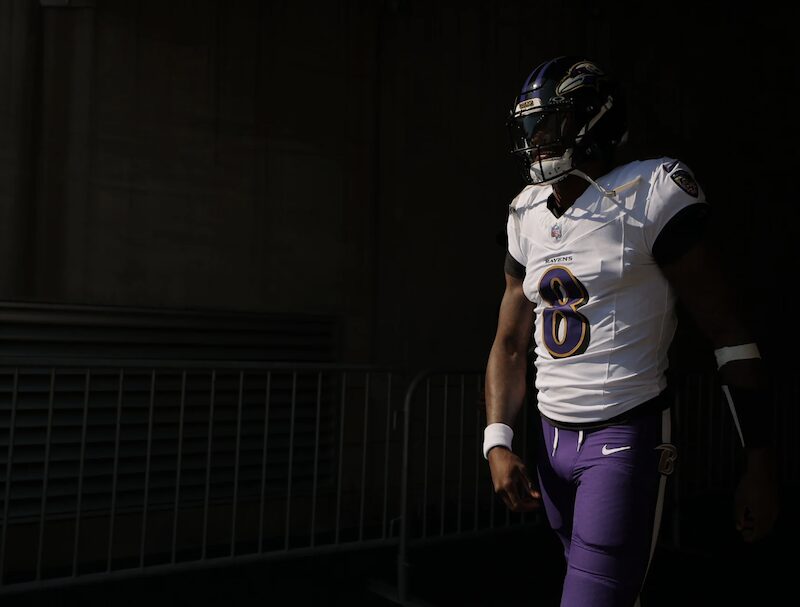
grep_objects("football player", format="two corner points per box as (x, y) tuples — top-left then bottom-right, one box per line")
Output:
(483, 56), (780, 606)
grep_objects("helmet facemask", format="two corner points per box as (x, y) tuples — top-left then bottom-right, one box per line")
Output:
(508, 104), (580, 185)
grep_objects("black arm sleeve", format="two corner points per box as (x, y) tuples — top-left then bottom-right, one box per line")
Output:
(653, 203), (710, 266)
(504, 251), (526, 279)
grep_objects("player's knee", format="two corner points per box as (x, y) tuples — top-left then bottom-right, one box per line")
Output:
(568, 537), (649, 586)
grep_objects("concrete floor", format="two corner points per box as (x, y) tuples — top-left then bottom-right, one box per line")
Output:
(3, 489), (794, 607)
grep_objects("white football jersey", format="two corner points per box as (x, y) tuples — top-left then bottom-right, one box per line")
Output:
(506, 158), (707, 424)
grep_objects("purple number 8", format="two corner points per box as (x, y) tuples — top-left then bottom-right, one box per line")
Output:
(538, 265), (590, 358)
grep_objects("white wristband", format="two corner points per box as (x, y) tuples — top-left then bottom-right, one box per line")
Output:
(714, 343), (760, 369)
(483, 423), (514, 460)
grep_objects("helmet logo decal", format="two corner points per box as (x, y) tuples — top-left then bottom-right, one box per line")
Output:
(670, 170), (699, 197)
(555, 61), (605, 96)
(515, 97), (544, 113)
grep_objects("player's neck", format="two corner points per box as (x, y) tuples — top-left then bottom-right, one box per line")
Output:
(551, 176), (590, 211)
(551, 161), (611, 210)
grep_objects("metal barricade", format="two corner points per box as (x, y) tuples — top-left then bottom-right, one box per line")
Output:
(0, 360), (794, 601)
(669, 371), (796, 549)
(0, 359), (402, 596)
(396, 370), (542, 603)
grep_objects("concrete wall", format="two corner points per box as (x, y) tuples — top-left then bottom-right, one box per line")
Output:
(1, 0), (797, 368)
(0, 0), (381, 360)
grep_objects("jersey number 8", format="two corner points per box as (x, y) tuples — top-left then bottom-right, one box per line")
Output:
(538, 266), (590, 358)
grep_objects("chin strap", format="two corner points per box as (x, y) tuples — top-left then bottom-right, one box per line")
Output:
(571, 169), (641, 198)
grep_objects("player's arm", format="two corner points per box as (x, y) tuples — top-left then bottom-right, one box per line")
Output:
(650, 185), (773, 451)
(484, 268), (540, 512)
(486, 270), (534, 428)
(660, 238), (779, 541)
(659, 240), (770, 445)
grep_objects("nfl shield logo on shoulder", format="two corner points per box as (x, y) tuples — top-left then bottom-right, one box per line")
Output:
(551, 224), (562, 240)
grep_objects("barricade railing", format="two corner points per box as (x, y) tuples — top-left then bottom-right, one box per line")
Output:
(396, 370), (543, 603)
(0, 359), (794, 600)
(0, 359), (403, 595)
(669, 371), (796, 549)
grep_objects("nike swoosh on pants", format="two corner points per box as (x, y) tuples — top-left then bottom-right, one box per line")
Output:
(601, 445), (632, 455)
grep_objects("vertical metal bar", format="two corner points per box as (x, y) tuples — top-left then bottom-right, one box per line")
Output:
(310, 372), (322, 547)
(790, 382), (796, 483)
(718, 374), (727, 485)
(382, 373), (392, 539)
(791, 381), (797, 483)
(520, 385), (529, 525)
(107, 370), (124, 572)
(505, 499), (512, 526)
(697, 375), (704, 490)
(688, 378), (695, 493)
(489, 370), (496, 530)
(456, 375), (465, 534)
(440, 375), (448, 537)
(521, 385), (529, 463)
(335, 372), (347, 544)
(695, 375), (703, 490)
(789, 381), (794, 481)
(685, 376), (693, 496)
(358, 373), (370, 541)
(489, 480), (496, 529)
(670, 389), (681, 549)
(201, 370), (216, 560)
(0, 369), (20, 586)
(672, 380), (682, 521)
(694, 375), (702, 493)
(171, 371), (187, 564)
(707, 375), (714, 488)
(258, 372), (271, 553)
(284, 372), (297, 551)
(474, 374), (481, 532)
(36, 369), (56, 580)
(140, 370), (157, 568)
(422, 379), (430, 538)
(72, 370), (91, 577)
(787, 381), (792, 482)
(230, 371), (244, 557)
(398, 372), (427, 605)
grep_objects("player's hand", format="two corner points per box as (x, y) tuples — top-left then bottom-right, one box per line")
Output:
(734, 447), (780, 543)
(487, 447), (541, 512)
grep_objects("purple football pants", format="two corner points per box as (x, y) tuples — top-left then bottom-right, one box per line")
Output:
(536, 408), (675, 607)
